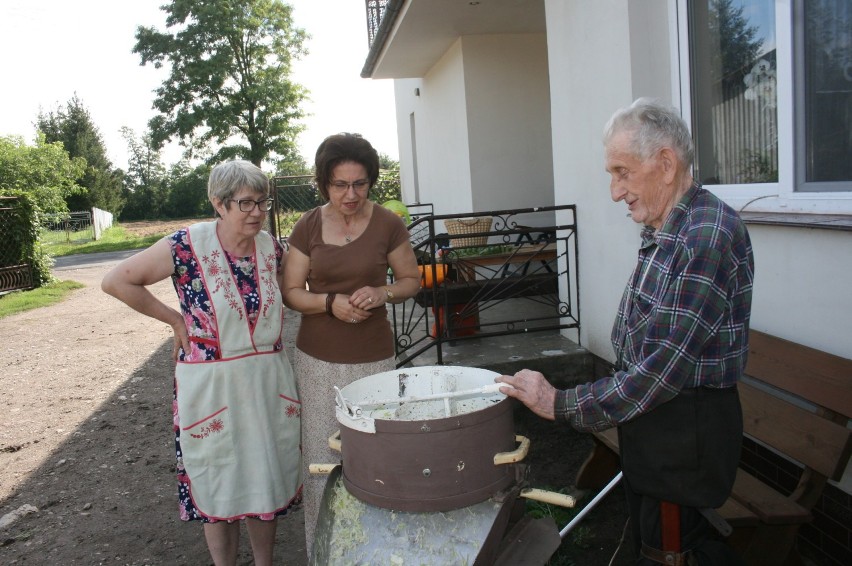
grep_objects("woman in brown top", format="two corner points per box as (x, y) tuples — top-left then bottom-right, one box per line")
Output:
(282, 133), (421, 556)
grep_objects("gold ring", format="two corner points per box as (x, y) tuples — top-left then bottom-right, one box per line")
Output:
(368, 297), (373, 303)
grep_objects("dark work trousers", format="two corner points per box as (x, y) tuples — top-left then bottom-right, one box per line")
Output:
(623, 477), (745, 565)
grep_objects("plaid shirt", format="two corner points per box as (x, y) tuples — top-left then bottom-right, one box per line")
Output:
(556, 185), (754, 431)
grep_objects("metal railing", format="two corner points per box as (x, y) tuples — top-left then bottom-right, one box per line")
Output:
(0, 197), (34, 293)
(269, 175), (318, 240)
(269, 173), (402, 241)
(390, 205), (580, 367)
(365, 0), (391, 47)
(41, 211), (94, 243)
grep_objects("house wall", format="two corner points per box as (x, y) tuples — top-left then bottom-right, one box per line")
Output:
(545, 0), (852, 361)
(394, 40), (474, 215)
(394, 77), (421, 205)
(461, 34), (554, 212)
(546, 0), (670, 359)
(393, 33), (554, 223)
(747, 225), (852, 358)
(386, 1), (851, 561)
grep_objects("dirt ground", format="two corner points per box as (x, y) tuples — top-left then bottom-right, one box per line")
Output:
(0, 219), (630, 565)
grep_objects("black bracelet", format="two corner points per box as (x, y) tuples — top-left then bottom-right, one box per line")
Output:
(325, 293), (336, 317)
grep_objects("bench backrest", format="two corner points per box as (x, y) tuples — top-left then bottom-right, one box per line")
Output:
(746, 330), (852, 418)
(738, 383), (851, 481)
(742, 330), (852, 484)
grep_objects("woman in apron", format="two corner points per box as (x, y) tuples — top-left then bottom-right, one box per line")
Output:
(102, 160), (301, 566)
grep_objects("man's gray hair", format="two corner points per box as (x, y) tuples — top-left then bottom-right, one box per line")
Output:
(603, 98), (694, 168)
(208, 160), (270, 202)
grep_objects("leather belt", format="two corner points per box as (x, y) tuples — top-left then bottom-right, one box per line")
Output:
(641, 542), (694, 566)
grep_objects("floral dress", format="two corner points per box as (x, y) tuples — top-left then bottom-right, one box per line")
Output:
(168, 228), (295, 522)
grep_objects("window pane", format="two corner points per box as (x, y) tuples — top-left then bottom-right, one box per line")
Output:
(803, 0), (852, 185)
(689, 0), (777, 185)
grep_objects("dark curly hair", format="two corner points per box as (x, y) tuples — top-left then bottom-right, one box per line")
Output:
(314, 133), (380, 201)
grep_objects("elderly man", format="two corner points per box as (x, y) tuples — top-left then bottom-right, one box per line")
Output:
(498, 98), (754, 565)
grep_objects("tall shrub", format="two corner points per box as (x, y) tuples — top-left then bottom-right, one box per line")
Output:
(0, 190), (54, 287)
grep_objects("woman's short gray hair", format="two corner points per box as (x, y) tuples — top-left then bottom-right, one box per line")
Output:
(208, 160), (270, 203)
(603, 98), (694, 168)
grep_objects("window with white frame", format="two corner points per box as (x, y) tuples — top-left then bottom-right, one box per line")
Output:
(795, 0), (852, 192)
(682, 0), (852, 213)
(689, 0), (778, 186)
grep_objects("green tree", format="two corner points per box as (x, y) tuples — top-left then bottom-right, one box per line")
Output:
(710, 0), (763, 83)
(166, 161), (212, 219)
(372, 153), (401, 203)
(0, 134), (85, 214)
(274, 152), (311, 177)
(0, 190), (54, 288)
(378, 153), (399, 171)
(36, 94), (125, 215)
(120, 127), (169, 220)
(133, 0), (310, 167)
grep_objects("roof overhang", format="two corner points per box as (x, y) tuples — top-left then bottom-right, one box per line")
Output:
(362, 0), (546, 79)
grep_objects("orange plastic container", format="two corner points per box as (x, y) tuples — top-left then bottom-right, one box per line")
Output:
(418, 264), (448, 288)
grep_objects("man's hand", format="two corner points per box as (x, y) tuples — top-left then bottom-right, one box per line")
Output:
(496, 369), (558, 421)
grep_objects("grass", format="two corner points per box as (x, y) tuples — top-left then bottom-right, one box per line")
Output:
(525, 489), (602, 566)
(1, 222), (173, 319)
(0, 280), (86, 319)
(43, 225), (167, 257)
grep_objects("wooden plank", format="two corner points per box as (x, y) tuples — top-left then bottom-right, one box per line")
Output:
(592, 385), (852, 484)
(588, 428), (806, 526)
(414, 272), (558, 307)
(729, 469), (811, 525)
(459, 242), (557, 268)
(739, 382), (852, 480)
(575, 434), (621, 490)
(718, 496), (760, 527)
(596, 427), (619, 452)
(746, 330), (852, 418)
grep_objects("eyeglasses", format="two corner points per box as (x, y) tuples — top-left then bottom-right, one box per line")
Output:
(329, 180), (370, 192)
(229, 197), (274, 212)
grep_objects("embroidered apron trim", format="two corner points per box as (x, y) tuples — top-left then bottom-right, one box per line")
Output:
(175, 222), (302, 519)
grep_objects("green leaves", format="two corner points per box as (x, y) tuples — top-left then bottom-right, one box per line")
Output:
(36, 94), (125, 215)
(134, 0), (309, 167)
(0, 134), (85, 214)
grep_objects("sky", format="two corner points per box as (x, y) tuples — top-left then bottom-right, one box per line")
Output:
(0, 0), (399, 169)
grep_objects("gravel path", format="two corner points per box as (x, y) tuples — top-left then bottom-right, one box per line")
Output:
(0, 253), (309, 565)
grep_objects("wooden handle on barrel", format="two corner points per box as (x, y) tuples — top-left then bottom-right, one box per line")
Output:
(493, 435), (530, 465)
(308, 463), (339, 475)
(328, 430), (342, 452)
(520, 488), (578, 509)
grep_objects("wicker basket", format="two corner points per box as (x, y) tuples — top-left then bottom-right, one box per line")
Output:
(445, 216), (493, 248)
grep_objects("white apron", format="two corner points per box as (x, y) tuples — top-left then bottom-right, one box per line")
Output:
(174, 222), (302, 520)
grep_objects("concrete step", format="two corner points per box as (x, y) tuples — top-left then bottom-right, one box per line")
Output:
(400, 331), (592, 388)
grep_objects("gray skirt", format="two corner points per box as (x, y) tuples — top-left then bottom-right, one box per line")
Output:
(294, 348), (394, 557)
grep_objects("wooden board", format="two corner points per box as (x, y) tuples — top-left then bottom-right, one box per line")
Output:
(746, 330), (852, 418)
(739, 382), (852, 480)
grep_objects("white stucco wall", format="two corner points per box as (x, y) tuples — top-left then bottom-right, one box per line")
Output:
(546, 0), (670, 360)
(393, 40), (473, 215)
(394, 77), (423, 206)
(461, 34), (554, 212)
(546, 0), (852, 361)
(391, 0), (852, 363)
(393, 33), (554, 221)
(747, 225), (852, 358)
